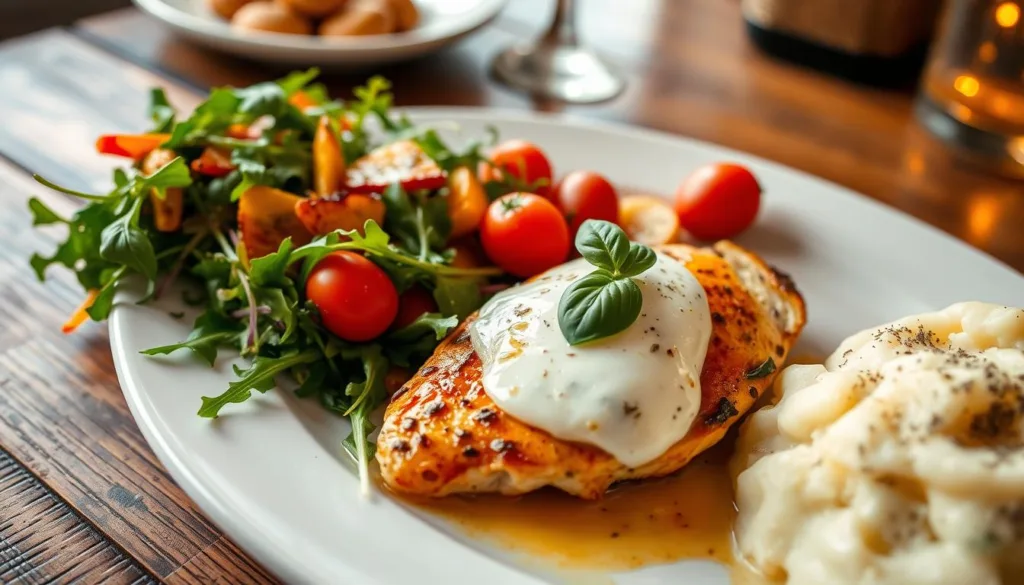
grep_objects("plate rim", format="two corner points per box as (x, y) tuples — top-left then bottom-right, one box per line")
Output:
(132, 0), (509, 53)
(109, 107), (1024, 585)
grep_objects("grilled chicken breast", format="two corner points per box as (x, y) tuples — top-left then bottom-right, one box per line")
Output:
(377, 241), (806, 499)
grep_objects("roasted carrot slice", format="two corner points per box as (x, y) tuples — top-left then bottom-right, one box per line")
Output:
(95, 134), (171, 160)
(142, 148), (185, 233)
(446, 167), (487, 239)
(238, 186), (314, 259)
(190, 147), (235, 178)
(289, 90), (319, 111)
(346, 140), (446, 193)
(62, 289), (100, 334)
(313, 116), (346, 197)
(295, 192), (385, 237)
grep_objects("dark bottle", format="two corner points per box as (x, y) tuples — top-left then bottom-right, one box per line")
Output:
(743, 0), (943, 87)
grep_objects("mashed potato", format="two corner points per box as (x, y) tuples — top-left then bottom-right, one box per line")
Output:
(731, 302), (1024, 585)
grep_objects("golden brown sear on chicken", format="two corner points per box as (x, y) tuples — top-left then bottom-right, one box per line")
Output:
(376, 241), (806, 499)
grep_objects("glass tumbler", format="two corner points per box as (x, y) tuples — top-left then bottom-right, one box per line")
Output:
(916, 0), (1024, 178)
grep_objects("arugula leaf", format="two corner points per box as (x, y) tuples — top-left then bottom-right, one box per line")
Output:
(558, 271), (643, 346)
(381, 183), (451, 260)
(384, 312), (458, 366)
(149, 88), (176, 133)
(249, 237), (294, 287)
(198, 349), (320, 417)
(276, 68), (320, 96)
(338, 345), (388, 496)
(433, 276), (482, 321)
(142, 312), (243, 366)
(27, 197), (66, 226)
(100, 199), (158, 280)
(260, 287), (298, 345)
(85, 268), (124, 321)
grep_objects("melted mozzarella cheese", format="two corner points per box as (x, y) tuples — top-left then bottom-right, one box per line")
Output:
(469, 254), (712, 467)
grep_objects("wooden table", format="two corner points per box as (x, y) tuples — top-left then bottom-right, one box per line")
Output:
(0, 1), (1020, 582)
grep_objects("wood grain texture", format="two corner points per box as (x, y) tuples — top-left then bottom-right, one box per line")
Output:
(0, 450), (154, 584)
(78, 1), (1024, 273)
(0, 36), (276, 581)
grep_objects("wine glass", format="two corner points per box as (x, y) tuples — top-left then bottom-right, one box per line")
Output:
(491, 0), (626, 103)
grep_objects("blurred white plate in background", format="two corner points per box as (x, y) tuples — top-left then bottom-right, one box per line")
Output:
(132, 0), (508, 68)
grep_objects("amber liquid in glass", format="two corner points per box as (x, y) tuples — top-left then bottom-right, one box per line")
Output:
(917, 0), (1024, 175)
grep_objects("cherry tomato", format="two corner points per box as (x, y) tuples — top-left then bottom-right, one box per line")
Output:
(306, 251), (398, 342)
(553, 171), (619, 238)
(393, 286), (438, 330)
(674, 163), (761, 241)
(486, 140), (554, 196)
(481, 193), (570, 277)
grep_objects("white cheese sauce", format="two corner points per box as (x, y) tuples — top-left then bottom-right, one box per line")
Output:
(469, 254), (712, 467)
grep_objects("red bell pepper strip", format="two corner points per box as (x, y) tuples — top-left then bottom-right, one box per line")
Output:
(95, 133), (171, 160)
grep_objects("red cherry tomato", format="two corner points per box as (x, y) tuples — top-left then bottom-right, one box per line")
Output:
(481, 193), (570, 278)
(305, 251), (398, 342)
(553, 171), (620, 238)
(486, 140), (554, 197)
(393, 286), (438, 330)
(674, 163), (761, 241)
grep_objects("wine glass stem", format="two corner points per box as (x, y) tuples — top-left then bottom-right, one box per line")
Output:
(543, 0), (578, 47)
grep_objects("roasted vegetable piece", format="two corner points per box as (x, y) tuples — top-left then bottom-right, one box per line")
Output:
(289, 90), (319, 111)
(190, 147), (236, 178)
(96, 133), (170, 160)
(238, 186), (314, 259)
(313, 116), (346, 197)
(62, 289), (99, 334)
(446, 166), (487, 239)
(346, 140), (446, 193)
(294, 192), (385, 236)
(142, 148), (184, 232)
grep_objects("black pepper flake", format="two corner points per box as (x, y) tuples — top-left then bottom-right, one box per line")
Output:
(388, 438), (411, 452)
(666, 348), (675, 357)
(650, 344), (660, 353)
(473, 408), (497, 424)
(462, 447), (480, 458)
(749, 386), (758, 398)
(610, 532), (620, 538)
(775, 344), (784, 357)
(705, 398), (739, 425)
(424, 400), (445, 416)
(711, 312), (726, 324)
(745, 357), (777, 379)
(459, 397), (472, 407)
(622, 401), (641, 419)
(400, 417), (417, 431)
(454, 428), (471, 440)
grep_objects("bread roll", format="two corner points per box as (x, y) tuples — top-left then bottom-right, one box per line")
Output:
(232, 2), (313, 35)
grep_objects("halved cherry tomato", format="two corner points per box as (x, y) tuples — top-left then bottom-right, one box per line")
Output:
(346, 140), (446, 193)
(306, 251), (399, 342)
(446, 166), (488, 239)
(619, 195), (679, 246)
(294, 192), (385, 237)
(480, 193), (569, 278)
(313, 116), (346, 196)
(485, 140), (554, 197)
(393, 286), (438, 330)
(190, 147), (235, 178)
(553, 171), (619, 238)
(674, 163), (761, 241)
(95, 134), (170, 160)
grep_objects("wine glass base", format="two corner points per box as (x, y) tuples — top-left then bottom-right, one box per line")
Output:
(492, 44), (625, 104)
(915, 95), (1024, 179)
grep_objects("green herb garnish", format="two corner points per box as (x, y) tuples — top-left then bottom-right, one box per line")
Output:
(557, 220), (657, 346)
(745, 357), (777, 379)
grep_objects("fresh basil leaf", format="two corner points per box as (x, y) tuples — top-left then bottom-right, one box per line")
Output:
(745, 357), (777, 379)
(100, 205), (158, 281)
(249, 237), (294, 287)
(149, 88), (176, 133)
(27, 197), (66, 226)
(138, 156), (192, 201)
(433, 276), (482, 321)
(236, 82), (286, 118)
(198, 349), (319, 417)
(558, 271), (643, 346)
(619, 243), (657, 277)
(575, 220), (629, 273)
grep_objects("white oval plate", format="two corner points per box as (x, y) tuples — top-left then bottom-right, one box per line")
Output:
(132, 0), (508, 68)
(110, 109), (1024, 585)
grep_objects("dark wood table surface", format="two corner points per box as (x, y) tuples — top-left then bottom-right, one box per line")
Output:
(0, 1), (1021, 583)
